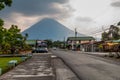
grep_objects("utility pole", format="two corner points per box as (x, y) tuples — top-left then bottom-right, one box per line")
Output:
(64, 37), (66, 49)
(75, 28), (77, 37)
(75, 28), (77, 50)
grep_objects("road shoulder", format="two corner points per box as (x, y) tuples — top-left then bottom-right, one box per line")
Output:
(52, 55), (79, 80)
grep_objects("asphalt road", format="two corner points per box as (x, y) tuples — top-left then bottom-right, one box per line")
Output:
(52, 50), (120, 80)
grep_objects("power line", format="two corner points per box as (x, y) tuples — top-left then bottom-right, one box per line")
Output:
(88, 26), (109, 35)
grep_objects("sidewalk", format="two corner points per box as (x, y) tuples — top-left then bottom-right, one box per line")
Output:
(82, 52), (109, 56)
(0, 53), (54, 80)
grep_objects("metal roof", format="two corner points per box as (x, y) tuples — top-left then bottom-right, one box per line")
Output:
(25, 40), (36, 45)
(67, 37), (95, 41)
(112, 39), (120, 43)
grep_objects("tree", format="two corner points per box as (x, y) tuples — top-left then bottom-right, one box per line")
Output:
(0, 19), (4, 26)
(0, 0), (29, 54)
(53, 40), (64, 48)
(0, 0), (12, 10)
(0, 19), (4, 42)
(0, 21), (5, 44)
(44, 39), (53, 48)
(8, 25), (23, 46)
(102, 32), (108, 41)
(0, 0), (12, 27)
(108, 25), (120, 40)
(0, 0), (12, 44)
(0, 25), (24, 54)
(101, 25), (120, 40)
(0, 0), (12, 28)
(117, 22), (120, 26)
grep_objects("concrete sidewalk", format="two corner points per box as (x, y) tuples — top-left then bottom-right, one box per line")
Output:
(0, 53), (55, 80)
(82, 52), (109, 55)
(80, 51), (120, 57)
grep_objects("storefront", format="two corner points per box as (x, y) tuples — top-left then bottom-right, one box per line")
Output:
(67, 37), (95, 51)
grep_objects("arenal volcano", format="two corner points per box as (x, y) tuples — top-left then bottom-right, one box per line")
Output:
(22, 18), (85, 41)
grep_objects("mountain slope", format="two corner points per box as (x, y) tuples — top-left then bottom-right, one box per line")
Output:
(22, 18), (85, 41)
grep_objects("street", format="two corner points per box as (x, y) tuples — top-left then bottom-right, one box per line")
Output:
(52, 49), (120, 80)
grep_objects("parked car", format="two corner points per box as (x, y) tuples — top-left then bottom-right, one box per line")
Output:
(32, 47), (48, 53)
(52, 47), (57, 50)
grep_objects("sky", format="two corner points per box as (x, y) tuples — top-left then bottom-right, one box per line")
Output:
(0, 0), (120, 38)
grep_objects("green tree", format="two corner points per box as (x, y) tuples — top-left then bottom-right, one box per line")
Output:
(21, 33), (29, 49)
(108, 25), (120, 40)
(117, 22), (120, 26)
(0, 25), (24, 54)
(0, 19), (4, 42)
(0, 22), (5, 45)
(102, 31), (108, 41)
(0, 0), (12, 10)
(0, 19), (4, 26)
(0, 0), (12, 46)
(8, 25), (23, 46)
(44, 39), (53, 48)
(0, 0), (29, 54)
(0, 0), (12, 26)
(101, 25), (120, 41)
(53, 40), (64, 48)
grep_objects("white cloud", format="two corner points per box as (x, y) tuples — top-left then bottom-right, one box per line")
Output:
(64, 0), (120, 38)
(3, 13), (41, 31)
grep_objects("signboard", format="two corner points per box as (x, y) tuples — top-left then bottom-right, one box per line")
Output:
(81, 41), (90, 44)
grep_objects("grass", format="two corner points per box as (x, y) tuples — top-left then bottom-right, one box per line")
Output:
(0, 57), (22, 74)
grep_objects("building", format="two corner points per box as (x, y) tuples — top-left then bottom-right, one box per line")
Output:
(25, 40), (47, 48)
(67, 36), (95, 51)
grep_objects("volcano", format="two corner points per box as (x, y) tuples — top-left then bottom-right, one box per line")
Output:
(22, 18), (85, 41)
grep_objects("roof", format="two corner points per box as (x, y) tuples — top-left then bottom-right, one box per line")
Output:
(112, 39), (120, 43)
(67, 37), (95, 41)
(25, 40), (36, 45)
